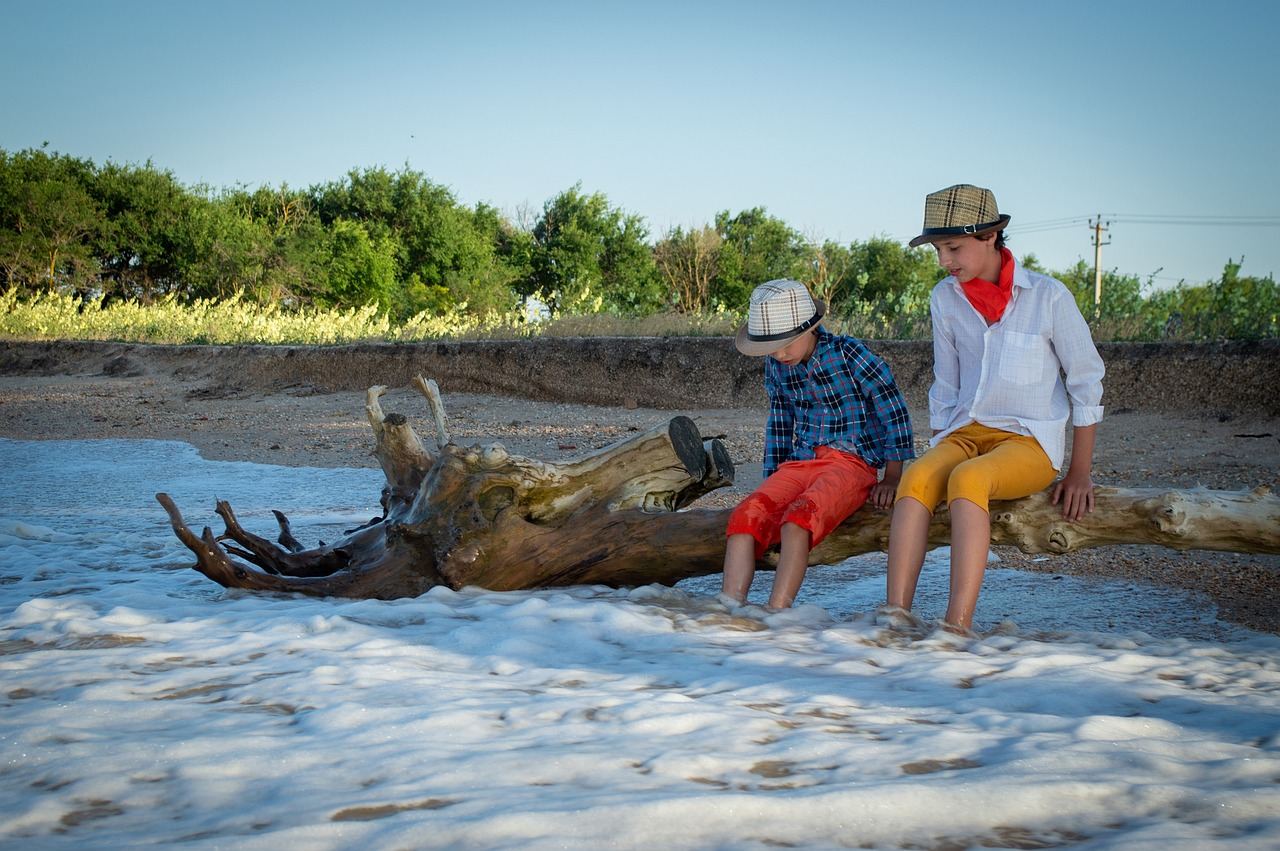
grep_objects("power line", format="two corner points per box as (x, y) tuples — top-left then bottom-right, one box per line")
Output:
(1012, 215), (1091, 228)
(895, 213), (1279, 283)
(1108, 213), (1280, 221)
(1015, 213), (1280, 229)
(1009, 218), (1090, 235)
(907, 212), (1280, 239)
(1100, 213), (1280, 223)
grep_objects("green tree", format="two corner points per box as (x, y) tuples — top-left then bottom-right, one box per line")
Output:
(210, 182), (322, 305)
(1138, 269), (1280, 341)
(712, 208), (805, 308)
(797, 238), (853, 310)
(1210, 259), (1275, 338)
(88, 160), (195, 302)
(520, 184), (660, 314)
(309, 165), (516, 318)
(0, 147), (103, 294)
(654, 224), (722, 313)
(840, 236), (939, 310)
(600, 207), (662, 314)
(221, 182), (311, 236)
(0, 150), (42, 289)
(1019, 252), (1047, 274)
(450, 201), (522, 316)
(425, 201), (520, 317)
(175, 189), (272, 300)
(1053, 259), (1145, 326)
(318, 219), (399, 310)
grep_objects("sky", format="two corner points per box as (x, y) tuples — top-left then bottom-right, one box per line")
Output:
(3, 1), (1279, 289)
(2, 436), (1279, 849)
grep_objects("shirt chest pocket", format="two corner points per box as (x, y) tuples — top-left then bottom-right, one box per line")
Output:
(998, 332), (1050, 386)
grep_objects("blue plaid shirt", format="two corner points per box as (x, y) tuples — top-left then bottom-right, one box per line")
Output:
(763, 326), (915, 477)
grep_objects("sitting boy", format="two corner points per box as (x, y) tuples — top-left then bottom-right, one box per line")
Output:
(884, 184), (1105, 632)
(722, 279), (915, 608)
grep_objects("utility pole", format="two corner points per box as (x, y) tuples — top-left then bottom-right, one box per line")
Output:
(1089, 215), (1111, 320)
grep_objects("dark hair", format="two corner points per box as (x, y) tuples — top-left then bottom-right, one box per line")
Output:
(976, 230), (1008, 250)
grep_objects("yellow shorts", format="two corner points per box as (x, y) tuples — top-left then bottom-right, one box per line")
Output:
(895, 422), (1056, 513)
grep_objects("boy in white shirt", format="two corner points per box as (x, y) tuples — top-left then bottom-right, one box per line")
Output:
(884, 184), (1105, 632)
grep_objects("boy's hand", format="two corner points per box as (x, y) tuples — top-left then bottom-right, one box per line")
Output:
(869, 481), (898, 510)
(1055, 425), (1098, 522)
(1052, 469), (1095, 522)
(871, 460), (903, 510)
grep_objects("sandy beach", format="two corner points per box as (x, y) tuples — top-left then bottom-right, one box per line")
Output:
(1, 339), (1277, 634)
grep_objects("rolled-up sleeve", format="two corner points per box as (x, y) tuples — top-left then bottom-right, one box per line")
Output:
(1051, 289), (1106, 426)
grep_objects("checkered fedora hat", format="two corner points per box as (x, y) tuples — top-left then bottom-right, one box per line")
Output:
(735, 279), (827, 357)
(908, 184), (1011, 247)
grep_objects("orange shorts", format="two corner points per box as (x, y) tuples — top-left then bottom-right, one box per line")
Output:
(895, 422), (1056, 513)
(726, 446), (879, 559)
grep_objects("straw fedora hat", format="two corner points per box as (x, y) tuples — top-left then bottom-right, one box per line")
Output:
(735, 279), (827, 357)
(908, 184), (1011, 247)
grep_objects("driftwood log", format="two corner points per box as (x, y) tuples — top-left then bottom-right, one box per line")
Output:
(157, 377), (1280, 600)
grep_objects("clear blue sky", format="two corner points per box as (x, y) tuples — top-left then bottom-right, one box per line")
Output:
(4, 0), (1278, 288)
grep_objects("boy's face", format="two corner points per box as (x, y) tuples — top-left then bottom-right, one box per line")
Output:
(768, 328), (818, 367)
(933, 234), (1000, 283)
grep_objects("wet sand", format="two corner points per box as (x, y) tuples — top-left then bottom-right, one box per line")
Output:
(1, 342), (1277, 634)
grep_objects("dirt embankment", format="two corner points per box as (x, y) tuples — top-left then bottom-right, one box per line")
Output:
(3, 338), (1278, 417)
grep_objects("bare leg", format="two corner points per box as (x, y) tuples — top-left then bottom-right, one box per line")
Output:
(944, 498), (990, 629)
(721, 533), (757, 602)
(767, 522), (812, 608)
(885, 497), (931, 612)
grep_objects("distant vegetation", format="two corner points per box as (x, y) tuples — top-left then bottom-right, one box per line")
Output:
(1, 145), (1275, 344)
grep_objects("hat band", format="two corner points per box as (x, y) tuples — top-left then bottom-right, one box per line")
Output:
(746, 310), (821, 343)
(919, 218), (1006, 238)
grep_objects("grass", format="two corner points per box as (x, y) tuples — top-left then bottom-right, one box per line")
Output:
(1, 288), (1274, 346)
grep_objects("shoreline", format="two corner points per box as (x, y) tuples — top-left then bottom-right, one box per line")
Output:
(1, 340), (1277, 635)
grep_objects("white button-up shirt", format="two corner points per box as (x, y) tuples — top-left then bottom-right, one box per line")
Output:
(928, 256), (1105, 470)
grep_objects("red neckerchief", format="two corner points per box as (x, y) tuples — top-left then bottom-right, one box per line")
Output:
(959, 247), (1014, 323)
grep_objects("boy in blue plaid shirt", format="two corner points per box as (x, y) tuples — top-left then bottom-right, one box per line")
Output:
(722, 279), (915, 609)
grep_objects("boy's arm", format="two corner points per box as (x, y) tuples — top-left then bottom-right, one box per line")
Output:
(1048, 285), (1103, 522)
(1052, 285), (1105, 422)
(1053, 423), (1097, 521)
(763, 414), (792, 479)
(845, 347), (912, 507)
(928, 289), (962, 431)
(762, 370), (794, 479)
(856, 347), (915, 464)
(869, 459), (903, 510)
